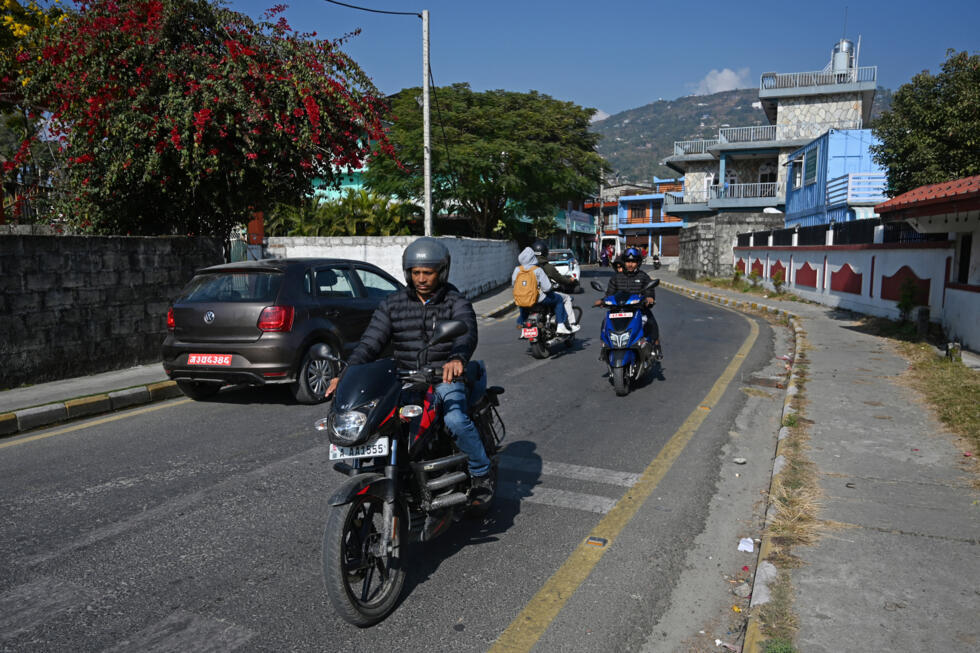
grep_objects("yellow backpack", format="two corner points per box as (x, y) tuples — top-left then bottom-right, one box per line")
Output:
(513, 265), (540, 307)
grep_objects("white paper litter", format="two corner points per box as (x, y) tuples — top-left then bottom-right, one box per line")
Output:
(737, 537), (754, 552)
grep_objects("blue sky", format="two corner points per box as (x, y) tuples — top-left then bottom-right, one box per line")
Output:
(228, 0), (977, 118)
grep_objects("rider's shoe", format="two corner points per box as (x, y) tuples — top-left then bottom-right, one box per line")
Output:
(654, 342), (664, 361)
(470, 474), (494, 505)
(568, 323), (581, 333)
(556, 323), (572, 335)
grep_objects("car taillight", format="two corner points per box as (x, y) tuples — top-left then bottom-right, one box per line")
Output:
(257, 305), (294, 332)
(167, 307), (175, 331)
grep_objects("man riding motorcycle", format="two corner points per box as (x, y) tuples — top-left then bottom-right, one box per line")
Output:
(531, 240), (580, 332)
(595, 247), (663, 360)
(325, 237), (494, 503)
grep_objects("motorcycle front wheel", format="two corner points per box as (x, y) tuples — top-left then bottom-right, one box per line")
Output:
(613, 366), (629, 396)
(323, 493), (406, 627)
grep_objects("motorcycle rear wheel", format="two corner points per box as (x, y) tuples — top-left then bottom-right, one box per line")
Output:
(530, 340), (549, 359)
(613, 366), (629, 396)
(323, 493), (406, 627)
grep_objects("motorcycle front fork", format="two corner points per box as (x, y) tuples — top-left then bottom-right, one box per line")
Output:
(375, 439), (399, 558)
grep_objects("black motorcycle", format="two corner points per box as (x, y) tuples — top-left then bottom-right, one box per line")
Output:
(518, 300), (583, 359)
(315, 321), (505, 626)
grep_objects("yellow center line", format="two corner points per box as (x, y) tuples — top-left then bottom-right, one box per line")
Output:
(490, 315), (759, 652)
(0, 399), (192, 450)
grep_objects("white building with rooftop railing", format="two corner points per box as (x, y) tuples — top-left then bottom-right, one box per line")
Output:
(662, 37), (880, 278)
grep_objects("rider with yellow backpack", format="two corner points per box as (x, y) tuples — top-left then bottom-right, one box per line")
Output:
(511, 246), (577, 334)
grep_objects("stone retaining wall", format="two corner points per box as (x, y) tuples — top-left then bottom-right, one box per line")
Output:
(0, 236), (223, 389)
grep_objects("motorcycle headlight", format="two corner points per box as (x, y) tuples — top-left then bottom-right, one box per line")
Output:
(330, 410), (367, 444)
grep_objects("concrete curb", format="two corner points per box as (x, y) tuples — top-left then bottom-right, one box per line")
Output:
(660, 281), (804, 652)
(482, 299), (516, 319)
(0, 380), (180, 438)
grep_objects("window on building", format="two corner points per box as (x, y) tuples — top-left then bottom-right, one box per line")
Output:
(725, 169), (738, 186)
(804, 146), (818, 185)
(759, 163), (777, 185)
(791, 158), (803, 189)
(630, 204), (646, 221)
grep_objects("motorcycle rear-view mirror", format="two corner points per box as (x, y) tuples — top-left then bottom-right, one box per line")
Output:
(427, 320), (467, 346)
(310, 343), (339, 361)
(590, 280), (605, 292)
(646, 279), (660, 290)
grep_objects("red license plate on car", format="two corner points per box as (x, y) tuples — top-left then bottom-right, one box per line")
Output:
(521, 327), (538, 339)
(187, 353), (232, 366)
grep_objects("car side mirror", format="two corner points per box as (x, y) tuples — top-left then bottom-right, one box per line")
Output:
(428, 320), (467, 346)
(590, 280), (605, 292)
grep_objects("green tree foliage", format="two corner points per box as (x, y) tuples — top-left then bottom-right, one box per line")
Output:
(267, 189), (413, 237)
(871, 50), (980, 196)
(365, 83), (606, 238)
(1, 0), (392, 235)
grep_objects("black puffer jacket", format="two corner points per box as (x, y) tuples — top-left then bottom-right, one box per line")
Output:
(605, 269), (656, 299)
(347, 282), (478, 370)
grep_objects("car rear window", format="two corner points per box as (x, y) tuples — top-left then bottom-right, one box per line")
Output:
(548, 251), (574, 262)
(177, 271), (283, 303)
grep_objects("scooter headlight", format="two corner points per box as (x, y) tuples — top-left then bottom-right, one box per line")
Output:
(612, 332), (632, 347)
(330, 411), (367, 444)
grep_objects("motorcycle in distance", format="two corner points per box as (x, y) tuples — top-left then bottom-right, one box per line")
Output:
(590, 278), (660, 396)
(313, 320), (505, 626)
(518, 285), (583, 359)
(652, 254), (662, 270)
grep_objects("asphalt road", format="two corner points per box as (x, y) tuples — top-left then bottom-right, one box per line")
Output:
(0, 269), (778, 652)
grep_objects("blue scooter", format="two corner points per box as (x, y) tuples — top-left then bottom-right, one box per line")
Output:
(590, 279), (659, 396)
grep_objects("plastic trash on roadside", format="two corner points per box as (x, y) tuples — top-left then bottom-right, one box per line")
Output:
(737, 537), (754, 552)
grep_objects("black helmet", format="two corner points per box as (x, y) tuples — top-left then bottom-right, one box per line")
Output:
(623, 247), (642, 264)
(531, 240), (549, 258)
(402, 237), (451, 286)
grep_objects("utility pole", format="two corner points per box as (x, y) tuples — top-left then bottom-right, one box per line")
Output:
(422, 9), (432, 237)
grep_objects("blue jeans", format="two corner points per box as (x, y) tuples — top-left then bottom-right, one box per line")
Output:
(433, 361), (490, 477)
(516, 292), (568, 326)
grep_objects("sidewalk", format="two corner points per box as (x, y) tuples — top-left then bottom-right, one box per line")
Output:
(657, 271), (980, 652)
(0, 284), (518, 438)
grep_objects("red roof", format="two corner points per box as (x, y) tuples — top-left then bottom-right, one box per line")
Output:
(876, 175), (980, 214)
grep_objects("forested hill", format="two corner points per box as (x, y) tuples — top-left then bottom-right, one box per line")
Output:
(591, 87), (893, 183)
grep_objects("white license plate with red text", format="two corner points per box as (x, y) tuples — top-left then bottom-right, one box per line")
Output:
(521, 327), (538, 339)
(609, 312), (634, 319)
(187, 353), (232, 366)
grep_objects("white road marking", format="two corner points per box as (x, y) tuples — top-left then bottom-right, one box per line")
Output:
(0, 577), (94, 641)
(105, 610), (253, 653)
(499, 455), (641, 487)
(497, 481), (619, 514)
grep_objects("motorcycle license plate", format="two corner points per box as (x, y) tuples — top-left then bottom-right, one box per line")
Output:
(521, 327), (538, 339)
(609, 312), (633, 319)
(329, 437), (389, 461)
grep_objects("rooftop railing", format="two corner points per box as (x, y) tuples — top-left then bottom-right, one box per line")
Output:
(760, 66), (877, 91)
(665, 190), (709, 205)
(719, 120), (863, 144)
(673, 139), (719, 156)
(825, 172), (887, 206)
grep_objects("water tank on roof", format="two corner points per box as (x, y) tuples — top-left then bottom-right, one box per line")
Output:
(832, 39), (854, 74)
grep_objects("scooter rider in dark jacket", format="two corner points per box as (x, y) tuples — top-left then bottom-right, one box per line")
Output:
(325, 237), (494, 503)
(594, 247), (663, 360)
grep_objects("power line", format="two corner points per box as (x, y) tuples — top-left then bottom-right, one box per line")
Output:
(428, 66), (460, 200)
(323, 0), (421, 18)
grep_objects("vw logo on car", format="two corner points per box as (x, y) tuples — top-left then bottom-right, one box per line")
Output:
(204, 311), (216, 324)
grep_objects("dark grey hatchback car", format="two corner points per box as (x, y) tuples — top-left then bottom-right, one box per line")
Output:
(162, 258), (403, 403)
